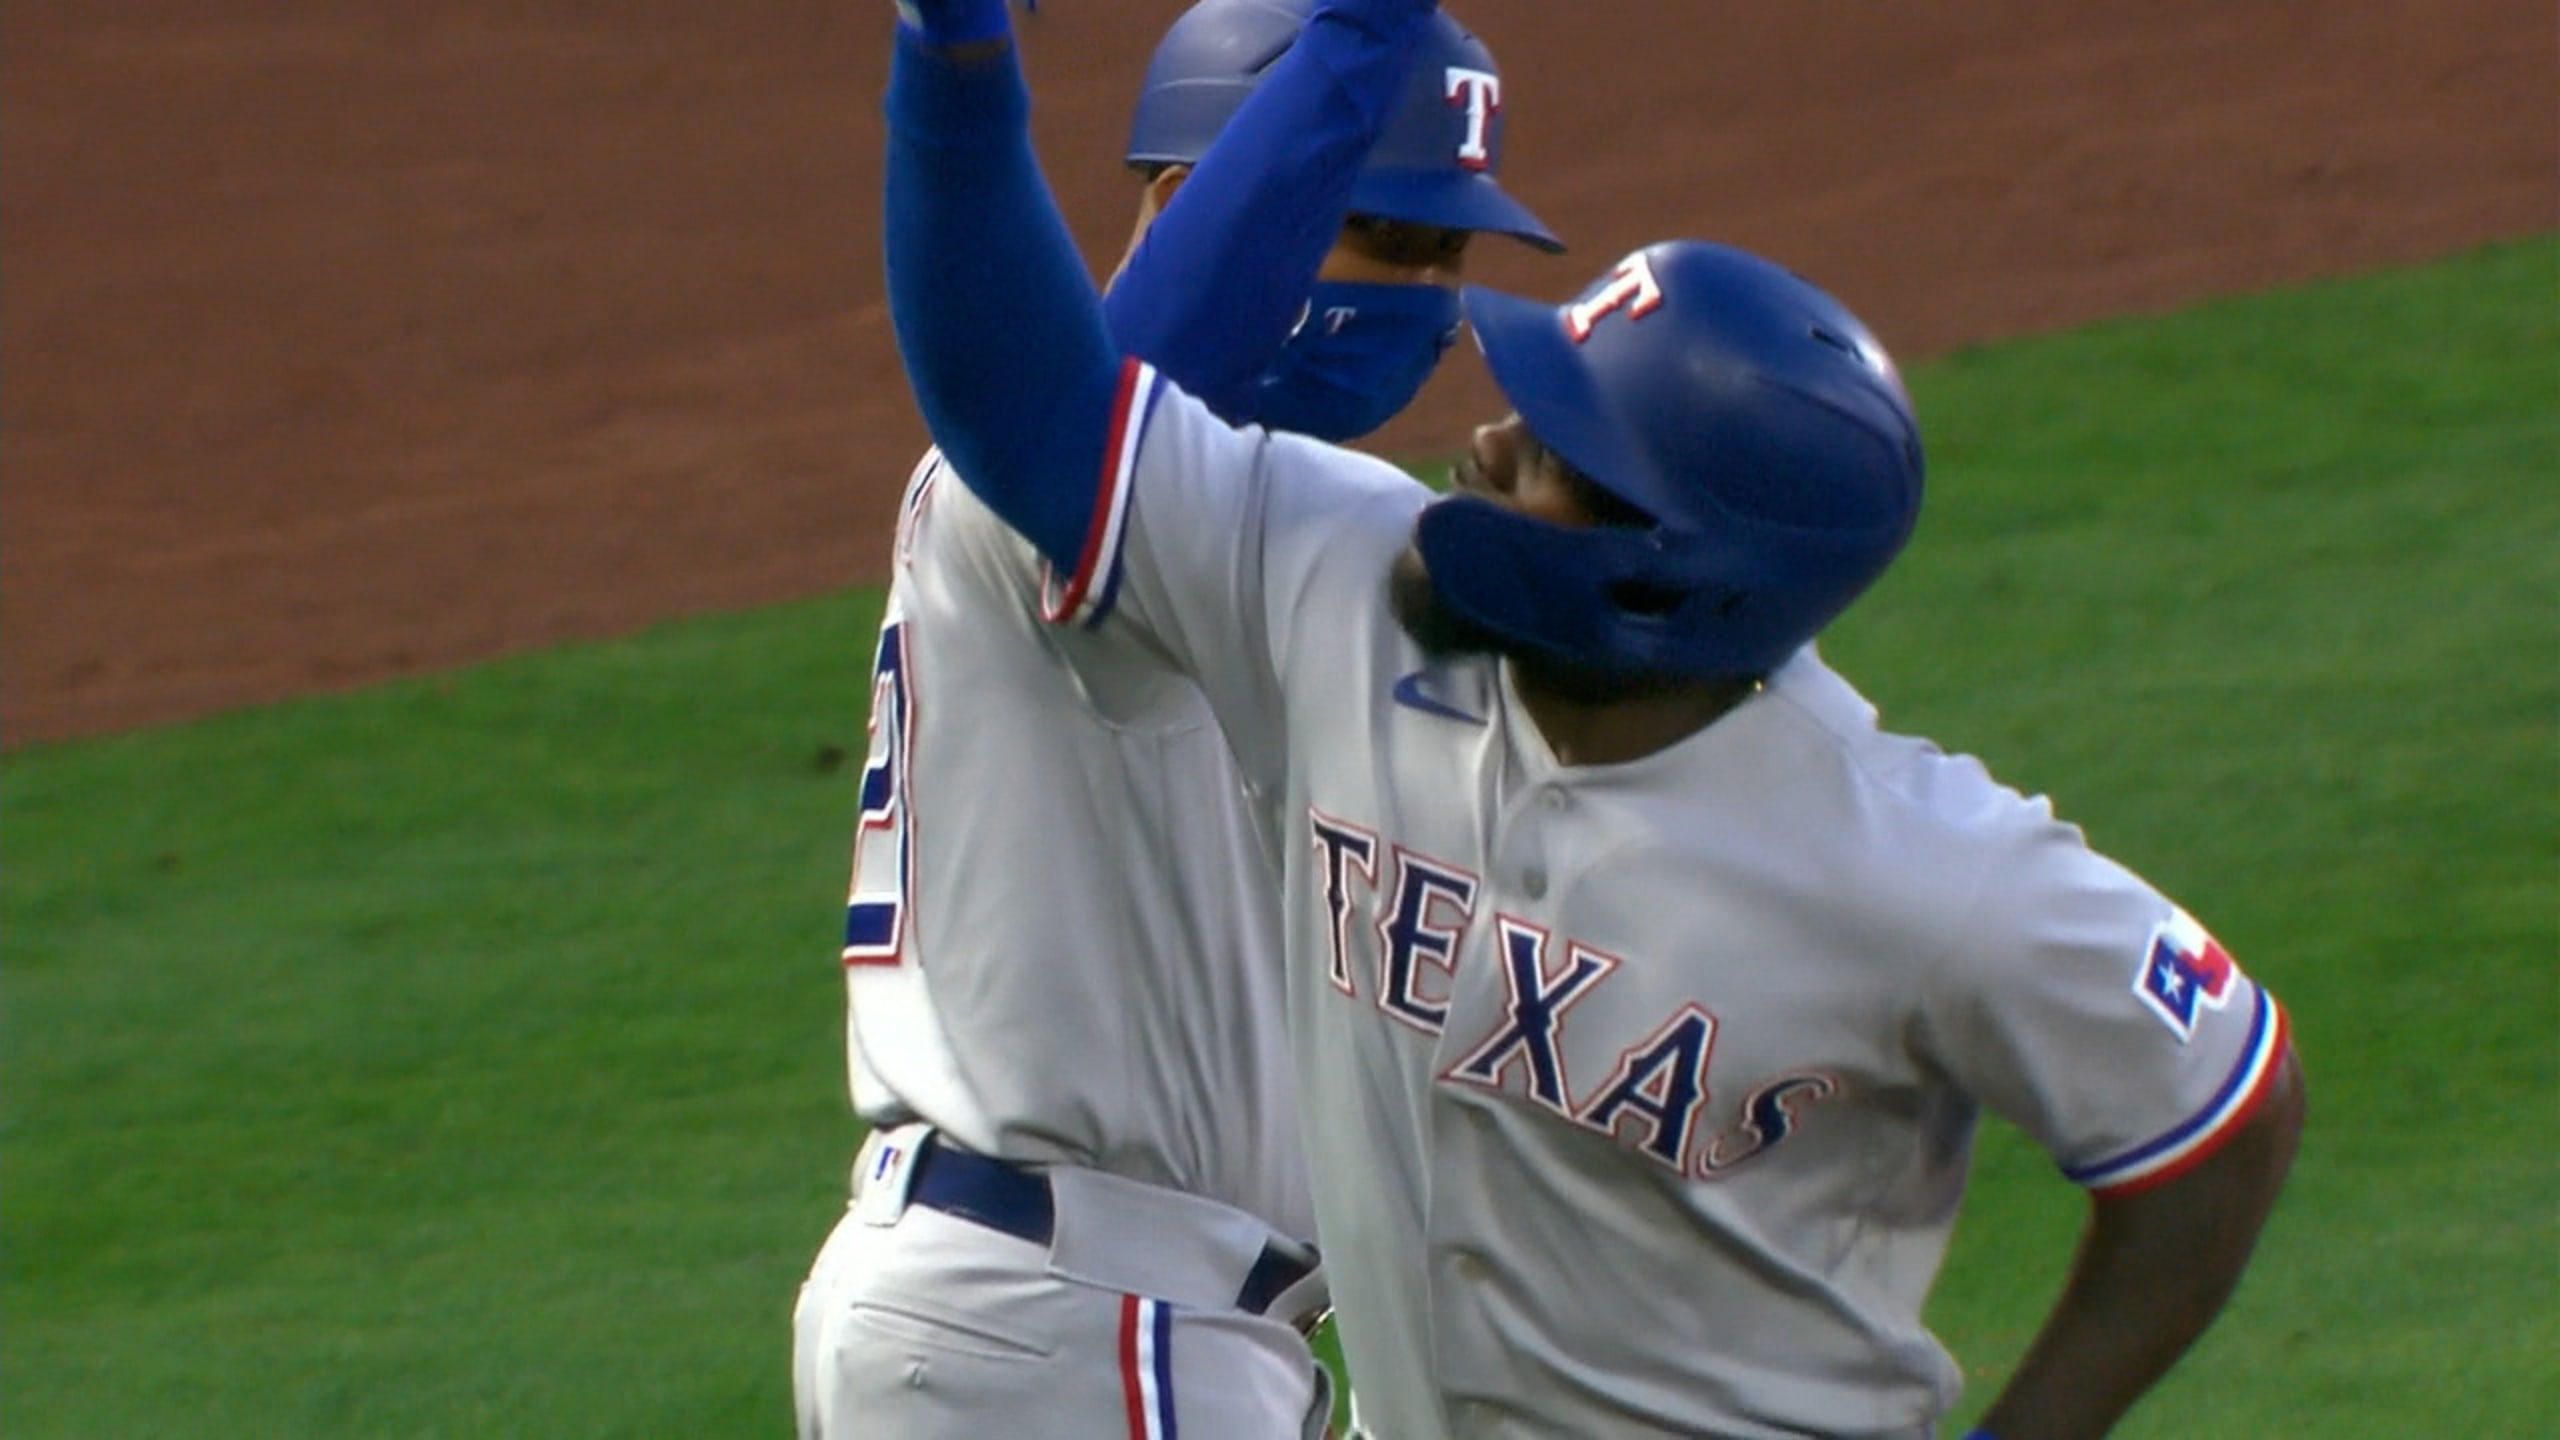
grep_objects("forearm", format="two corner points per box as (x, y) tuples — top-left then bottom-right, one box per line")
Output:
(1977, 1048), (2305, 1439)
(1105, 0), (1434, 419)
(883, 16), (1120, 569)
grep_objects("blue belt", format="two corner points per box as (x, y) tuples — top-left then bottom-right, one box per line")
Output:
(906, 1135), (1319, 1317)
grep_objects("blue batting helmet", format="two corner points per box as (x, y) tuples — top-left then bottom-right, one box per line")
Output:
(1414, 241), (1925, 680)
(1124, 0), (1560, 251)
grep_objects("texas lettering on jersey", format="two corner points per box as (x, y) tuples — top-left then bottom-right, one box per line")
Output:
(1309, 806), (1838, 1181)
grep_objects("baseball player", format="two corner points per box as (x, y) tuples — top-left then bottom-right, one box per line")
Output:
(793, 2), (1557, 1436)
(879, 5), (2310, 1438)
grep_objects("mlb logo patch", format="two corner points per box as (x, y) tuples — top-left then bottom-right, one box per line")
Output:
(2133, 908), (2239, 1042)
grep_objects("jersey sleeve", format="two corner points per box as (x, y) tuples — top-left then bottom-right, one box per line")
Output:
(877, 442), (1195, 725)
(1917, 809), (2293, 1197)
(1037, 362), (1427, 788)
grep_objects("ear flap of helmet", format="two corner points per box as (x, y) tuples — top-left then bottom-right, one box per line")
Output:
(1411, 491), (1909, 682)
(1407, 498), (1755, 676)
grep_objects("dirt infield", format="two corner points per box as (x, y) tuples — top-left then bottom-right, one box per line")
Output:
(5, 1), (2549, 746)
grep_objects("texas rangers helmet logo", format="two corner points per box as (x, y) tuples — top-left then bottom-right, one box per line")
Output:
(1444, 66), (1500, 170)
(2133, 907), (2240, 1042)
(1562, 253), (1665, 342)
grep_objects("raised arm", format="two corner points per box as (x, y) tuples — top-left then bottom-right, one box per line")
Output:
(884, 0), (1430, 569)
(883, 7), (1118, 569)
(1103, 0), (1438, 423)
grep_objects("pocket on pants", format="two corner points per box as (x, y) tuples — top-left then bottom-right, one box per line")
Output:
(844, 1298), (1057, 1363)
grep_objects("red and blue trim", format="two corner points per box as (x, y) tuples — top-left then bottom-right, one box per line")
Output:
(2066, 988), (2291, 1196)
(893, 451), (944, 572)
(1043, 358), (1160, 630)
(1117, 1293), (1177, 1439)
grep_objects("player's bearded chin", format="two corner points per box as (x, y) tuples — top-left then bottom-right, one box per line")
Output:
(1388, 543), (1500, 660)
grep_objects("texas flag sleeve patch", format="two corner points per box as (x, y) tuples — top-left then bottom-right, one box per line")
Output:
(2132, 906), (2239, 1042)
(2064, 909), (2290, 1196)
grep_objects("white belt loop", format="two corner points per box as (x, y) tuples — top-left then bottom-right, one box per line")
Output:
(1043, 1165), (1330, 1326)
(850, 1122), (933, 1227)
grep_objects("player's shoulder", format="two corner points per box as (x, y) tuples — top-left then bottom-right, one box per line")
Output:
(885, 446), (1211, 728)
(893, 445), (1040, 580)
(1147, 374), (1434, 530)
(1769, 652), (2197, 961)
(891, 447), (951, 572)
(1755, 648), (2105, 897)
(1255, 428), (1438, 554)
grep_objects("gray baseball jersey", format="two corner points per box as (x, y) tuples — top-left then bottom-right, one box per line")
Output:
(839, 451), (1314, 1245)
(1056, 362), (2292, 1439)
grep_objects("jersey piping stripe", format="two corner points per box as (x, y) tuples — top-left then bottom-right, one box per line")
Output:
(1117, 1294), (1143, 1437)
(2065, 987), (2289, 1195)
(1119, 1294), (1177, 1439)
(1081, 359), (1159, 629)
(1042, 357), (1159, 630)
(892, 452), (942, 573)
(1149, 1297), (1177, 1440)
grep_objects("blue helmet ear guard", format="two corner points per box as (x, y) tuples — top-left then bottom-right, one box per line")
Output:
(1413, 493), (1912, 681)
(1418, 241), (1925, 681)
(1125, 0), (1560, 252)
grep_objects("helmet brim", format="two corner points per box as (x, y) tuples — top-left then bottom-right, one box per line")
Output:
(1350, 170), (1564, 254)
(1462, 285), (1672, 518)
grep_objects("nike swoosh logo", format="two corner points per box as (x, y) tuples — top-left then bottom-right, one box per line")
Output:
(1391, 671), (1484, 724)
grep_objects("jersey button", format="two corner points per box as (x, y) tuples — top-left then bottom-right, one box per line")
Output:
(1520, 867), (1547, 899)
(1542, 788), (1570, 811)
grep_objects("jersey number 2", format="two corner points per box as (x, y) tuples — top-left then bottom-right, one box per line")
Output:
(842, 621), (914, 966)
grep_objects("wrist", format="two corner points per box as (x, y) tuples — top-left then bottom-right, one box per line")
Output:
(894, 0), (1011, 47)
(887, 19), (1031, 144)
(1306, 0), (1437, 47)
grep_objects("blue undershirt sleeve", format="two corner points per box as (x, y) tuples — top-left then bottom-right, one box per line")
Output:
(1102, 0), (1434, 424)
(883, 27), (1118, 570)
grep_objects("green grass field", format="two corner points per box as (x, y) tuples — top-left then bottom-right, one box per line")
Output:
(8, 238), (2554, 1437)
